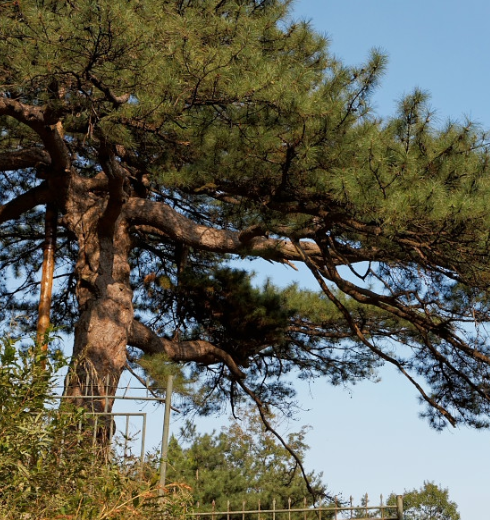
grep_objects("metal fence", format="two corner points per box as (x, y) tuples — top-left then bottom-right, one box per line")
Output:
(48, 373), (175, 492)
(51, 394), (158, 464)
(185, 495), (404, 520)
(48, 372), (172, 458)
(47, 378), (404, 520)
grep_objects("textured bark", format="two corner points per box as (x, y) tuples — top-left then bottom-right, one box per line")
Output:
(0, 148), (51, 172)
(124, 197), (323, 262)
(0, 101), (133, 418)
(62, 174), (134, 416)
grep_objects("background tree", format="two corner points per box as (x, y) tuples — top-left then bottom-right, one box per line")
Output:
(387, 482), (460, 520)
(166, 407), (328, 510)
(2, 0), (490, 467)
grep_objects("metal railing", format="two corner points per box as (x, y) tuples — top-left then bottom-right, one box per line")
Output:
(185, 495), (404, 520)
(48, 373), (175, 487)
(48, 395), (151, 463)
(47, 371), (170, 459)
(45, 377), (404, 520)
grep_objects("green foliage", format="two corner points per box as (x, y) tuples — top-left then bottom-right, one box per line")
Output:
(2, 0), (490, 434)
(0, 333), (192, 519)
(166, 407), (328, 510)
(0, 334), (70, 503)
(176, 267), (291, 360)
(387, 482), (460, 520)
(139, 267), (382, 415)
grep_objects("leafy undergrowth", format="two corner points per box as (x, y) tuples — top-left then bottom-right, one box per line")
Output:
(0, 334), (192, 519)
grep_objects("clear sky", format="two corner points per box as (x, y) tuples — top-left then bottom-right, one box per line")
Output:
(264, 1), (490, 518)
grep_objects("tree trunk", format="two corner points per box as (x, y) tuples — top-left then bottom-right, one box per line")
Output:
(62, 174), (133, 443)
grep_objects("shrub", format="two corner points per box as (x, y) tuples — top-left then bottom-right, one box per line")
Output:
(0, 333), (191, 519)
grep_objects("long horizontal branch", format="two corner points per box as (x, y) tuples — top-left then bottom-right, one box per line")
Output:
(124, 197), (322, 263)
(0, 182), (53, 224)
(0, 148), (51, 172)
(0, 97), (46, 128)
(128, 319), (245, 379)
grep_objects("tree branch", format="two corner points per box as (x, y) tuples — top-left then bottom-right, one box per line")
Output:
(0, 97), (46, 128)
(0, 148), (51, 172)
(293, 240), (458, 428)
(0, 98), (71, 174)
(87, 73), (131, 106)
(322, 236), (490, 367)
(124, 198), (322, 263)
(236, 378), (324, 504)
(0, 183), (53, 224)
(128, 319), (245, 379)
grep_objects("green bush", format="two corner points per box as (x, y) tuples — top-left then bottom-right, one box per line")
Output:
(0, 334), (192, 519)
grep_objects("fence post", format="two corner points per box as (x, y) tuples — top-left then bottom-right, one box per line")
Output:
(140, 413), (147, 466)
(104, 375), (109, 413)
(396, 495), (403, 520)
(158, 375), (173, 496)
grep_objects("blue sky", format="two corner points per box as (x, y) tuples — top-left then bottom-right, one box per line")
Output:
(268, 1), (490, 517)
(292, 0), (490, 125)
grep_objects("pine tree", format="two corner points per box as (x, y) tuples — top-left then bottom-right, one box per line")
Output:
(166, 408), (328, 510)
(2, 0), (490, 453)
(387, 482), (460, 520)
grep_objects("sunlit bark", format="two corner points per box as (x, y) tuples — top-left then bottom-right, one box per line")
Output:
(36, 203), (57, 367)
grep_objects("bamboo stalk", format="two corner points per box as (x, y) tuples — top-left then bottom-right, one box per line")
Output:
(158, 375), (173, 498)
(36, 203), (57, 365)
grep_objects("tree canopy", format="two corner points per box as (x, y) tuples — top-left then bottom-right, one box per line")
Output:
(2, 0), (490, 457)
(388, 482), (460, 520)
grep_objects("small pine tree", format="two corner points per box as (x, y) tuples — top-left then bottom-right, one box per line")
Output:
(167, 407), (328, 510)
(388, 482), (460, 520)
